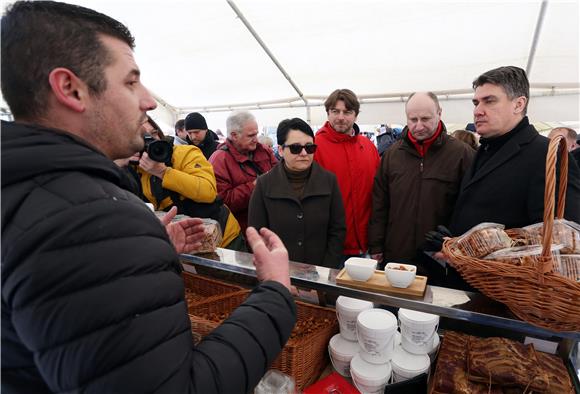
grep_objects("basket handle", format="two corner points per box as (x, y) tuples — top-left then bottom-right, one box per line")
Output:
(541, 135), (569, 260)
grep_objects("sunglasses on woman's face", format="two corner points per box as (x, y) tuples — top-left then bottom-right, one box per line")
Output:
(283, 143), (317, 154)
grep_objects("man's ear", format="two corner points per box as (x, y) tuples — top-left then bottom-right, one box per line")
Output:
(48, 68), (89, 113)
(513, 96), (527, 115)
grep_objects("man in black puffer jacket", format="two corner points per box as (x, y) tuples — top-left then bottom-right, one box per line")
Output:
(1, 2), (296, 393)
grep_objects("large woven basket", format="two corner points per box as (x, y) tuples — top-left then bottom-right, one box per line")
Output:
(442, 135), (580, 332)
(189, 292), (338, 389)
(181, 271), (244, 310)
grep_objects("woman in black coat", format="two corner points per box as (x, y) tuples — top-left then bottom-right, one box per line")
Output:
(249, 118), (346, 268)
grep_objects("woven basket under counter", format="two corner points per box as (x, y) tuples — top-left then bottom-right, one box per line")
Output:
(188, 291), (339, 390)
(442, 136), (580, 332)
(181, 271), (245, 310)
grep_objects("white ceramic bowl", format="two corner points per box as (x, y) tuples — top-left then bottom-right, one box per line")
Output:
(385, 263), (417, 288)
(345, 257), (377, 281)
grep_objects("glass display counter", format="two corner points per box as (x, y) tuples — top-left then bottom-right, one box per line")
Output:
(180, 248), (580, 389)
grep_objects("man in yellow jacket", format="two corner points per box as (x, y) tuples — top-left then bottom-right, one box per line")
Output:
(136, 117), (243, 250)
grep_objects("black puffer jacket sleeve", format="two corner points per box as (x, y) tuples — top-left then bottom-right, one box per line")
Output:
(3, 178), (295, 393)
(191, 281), (296, 393)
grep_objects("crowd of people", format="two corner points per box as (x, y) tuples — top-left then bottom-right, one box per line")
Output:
(2, 1), (580, 393)
(147, 77), (580, 280)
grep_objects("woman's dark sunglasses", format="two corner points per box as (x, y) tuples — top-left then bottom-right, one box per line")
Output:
(283, 143), (317, 154)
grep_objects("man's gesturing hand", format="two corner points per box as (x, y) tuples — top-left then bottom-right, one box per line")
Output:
(246, 226), (292, 292)
(161, 207), (206, 254)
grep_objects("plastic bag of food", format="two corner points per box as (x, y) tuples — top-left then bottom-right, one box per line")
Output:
(556, 255), (580, 282)
(194, 218), (222, 254)
(452, 223), (513, 258)
(255, 370), (296, 394)
(523, 219), (580, 253)
(484, 244), (564, 268)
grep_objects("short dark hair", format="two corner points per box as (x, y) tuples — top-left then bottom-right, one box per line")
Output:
(324, 89), (360, 115)
(472, 66), (530, 115)
(175, 119), (185, 132)
(276, 118), (314, 146)
(1, 1), (135, 120)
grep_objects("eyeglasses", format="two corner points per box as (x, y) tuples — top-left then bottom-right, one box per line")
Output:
(283, 143), (317, 154)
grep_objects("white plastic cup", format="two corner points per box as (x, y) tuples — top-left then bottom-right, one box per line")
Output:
(328, 334), (360, 377)
(350, 353), (392, 394)
(391, 345), (430, 383)
(398, 308), (439, 355)
(336, 296), (374, 341)
(356, 309), (397, 364)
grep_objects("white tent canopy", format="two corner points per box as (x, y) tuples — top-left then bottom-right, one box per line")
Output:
(2, 0), (579, 133)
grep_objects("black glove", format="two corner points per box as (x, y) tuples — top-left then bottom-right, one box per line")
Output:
(423, 225), (453, 251)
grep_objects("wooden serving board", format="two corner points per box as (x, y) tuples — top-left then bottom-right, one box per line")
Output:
(335, 268), (427, 298)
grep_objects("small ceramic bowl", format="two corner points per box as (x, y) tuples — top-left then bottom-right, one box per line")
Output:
(345, 257), (377, 281)
(385, 263), (417, 288)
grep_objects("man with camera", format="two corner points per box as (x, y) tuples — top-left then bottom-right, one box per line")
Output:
(135, 116), (245, 250)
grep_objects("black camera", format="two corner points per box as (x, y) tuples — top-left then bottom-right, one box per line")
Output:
(143, 134), (173, 162)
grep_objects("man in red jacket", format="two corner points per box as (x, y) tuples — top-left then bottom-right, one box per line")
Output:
(314, 89), (380, 261)
(209, 110), (278, 230)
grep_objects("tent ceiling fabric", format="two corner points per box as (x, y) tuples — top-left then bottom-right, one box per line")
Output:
(2, 0), (579, 126)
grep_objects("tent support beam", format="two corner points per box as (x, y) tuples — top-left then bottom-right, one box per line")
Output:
(179, 83), (579, 114)
(526, 0), (548, 75)
(226, 0), (310, 122)
(178, 88), (579, 115)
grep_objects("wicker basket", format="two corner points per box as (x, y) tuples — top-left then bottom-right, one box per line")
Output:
(189, 293), (338, 389)
(271, 301), (338, 389)
(442, 135), (580, 332)
(181, 271), (244, 310)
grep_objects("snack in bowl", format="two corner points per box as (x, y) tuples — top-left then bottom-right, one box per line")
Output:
(345, 257), (377, 282)
(385, 263), (416, 288)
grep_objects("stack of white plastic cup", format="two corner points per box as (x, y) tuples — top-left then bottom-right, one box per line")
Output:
(398, 308), (439, 355)
(390, 344), (431, 383)
(383, 308), (441, 384)
(350, 308), (397, 393)
(328, 334), (360, 377)
(356, 309), (398, 364)
(350, 353), (392, 394)
(335, 296), (374, 341)
(328, 296), (372, 378)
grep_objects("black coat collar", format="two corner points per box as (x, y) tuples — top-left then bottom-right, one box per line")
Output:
(463, 117), (537, 190)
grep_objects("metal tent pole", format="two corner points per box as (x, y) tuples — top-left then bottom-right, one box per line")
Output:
(226, 0), (310, 123)
(526, 0), (549, 76)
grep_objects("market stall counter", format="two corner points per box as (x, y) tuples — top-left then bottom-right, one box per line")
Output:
(180, 248), (580, 392)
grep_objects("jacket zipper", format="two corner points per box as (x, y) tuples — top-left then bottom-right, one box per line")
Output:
(415, 158), (424, 250)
